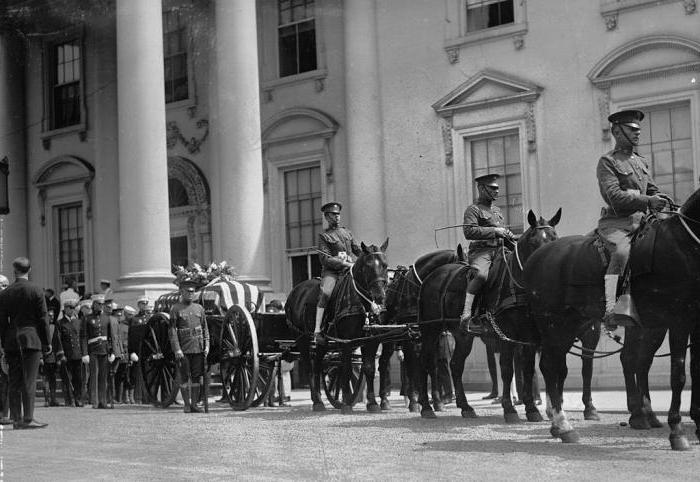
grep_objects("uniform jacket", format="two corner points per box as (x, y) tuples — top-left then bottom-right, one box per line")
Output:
(318, 227), (361, 276)
(43, 323), (65, 364)
(45, 296), (61, 323)
(128, 312), (149, 355)
(463, 202), (506, 255)
(169, 302), (209, 354)
(80, 312), (115, 356)
(58, 314), (83, 360)
(597, 149), (661, 231)
(113, 319), (130, 360)
(0, 278), (50, 352)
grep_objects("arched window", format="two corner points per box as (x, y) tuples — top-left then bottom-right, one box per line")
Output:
(168, 177), (190, 208)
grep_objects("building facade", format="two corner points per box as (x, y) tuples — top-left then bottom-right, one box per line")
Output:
(0, 0), (698, 388)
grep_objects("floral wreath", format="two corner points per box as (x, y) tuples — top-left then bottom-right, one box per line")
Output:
(173, 261), (238, 288)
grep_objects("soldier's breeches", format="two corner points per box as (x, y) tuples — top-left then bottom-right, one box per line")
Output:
(466, 250), (494, 293)
(179, 354), (204, 382)
(599, 227), (631, 275)
(89, 355), (108, 406)
(318, 275), (338, 308)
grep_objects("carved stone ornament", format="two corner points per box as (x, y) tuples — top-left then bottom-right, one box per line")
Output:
(597, 87), (612, 141)
(440, 117), (454, 165)
(513, 35), (525, 50)
(525, 103), (537, 152)
(684, 0), (697, 14)
(446, 47), (460, 64)
(166, 119), (209, 154)
(314, 78), (325, 93)
(604, 13), (618, 31)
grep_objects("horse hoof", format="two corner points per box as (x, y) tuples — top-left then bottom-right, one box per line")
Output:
(408, 402), (421, 413)
(629, 414), (651, 430)
(545, 408), (553, 420)
(341, 405), (354, 415)
(584, 408), (600, 421)
(312, 402), (326, 412)
(670, 434), (691, 451)
(504, 412), (521, 424)
(461, 408), (477, 419)
(526, 410), (544, 423)
(433, 402), (444, 412)
(647, 412), (663, 428)
(380, 399), (391, 411)
(366, 403), (381, 413)
(695, 429), (700, 443)
(559, 430), (580, 443)
(421, 409), (437, 419)
(550, 425), (560, 438)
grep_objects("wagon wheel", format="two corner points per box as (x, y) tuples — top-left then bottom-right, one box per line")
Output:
(250, 355), (277, 408)
(140, 313), (179, 408)
(221, 304), (259, 410)
(321, 351), (365, 409)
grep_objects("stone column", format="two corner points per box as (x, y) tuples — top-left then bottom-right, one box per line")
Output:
(343, 0), (387, 243)
(0, 33), (28, 271)
(115, 0), (174, 295)
(212, 0), (268, 284)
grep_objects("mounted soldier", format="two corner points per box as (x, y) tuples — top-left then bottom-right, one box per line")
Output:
(459, 174), (515, 334)
(169, 280), (209, 413)
(313, 201), (361, 345)
(597, 109), (671, 329)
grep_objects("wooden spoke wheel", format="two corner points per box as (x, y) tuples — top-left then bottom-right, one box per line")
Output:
(249, 355), (277, 408)
(221, 304), (259, 411)
(140, 313), (179, 408)
(321, 351), (365, 409)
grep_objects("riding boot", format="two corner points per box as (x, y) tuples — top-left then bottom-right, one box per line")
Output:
(127, 389), (135, 404)
(190, 384), (202, 413)
(603, 274), (619, 330)
(182, 383), (192, 413)
(313, 307), (327, 345)
(460, 293), (483, 334)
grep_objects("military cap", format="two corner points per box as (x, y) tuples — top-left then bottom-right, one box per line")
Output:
(91, 294), (105, 303)
(608, 110), (644, 128)
(321, 202), (342, 214)
(474, 173), (501, 187)
(136, 296), (150, 305)
(180, 279), (199, 292)
(99, 279), (111, 286)
(123, 305), (137, 315)
(78, 300), (93, 311)
(111, 304), (124, 314)
(63, 299), (78, 308)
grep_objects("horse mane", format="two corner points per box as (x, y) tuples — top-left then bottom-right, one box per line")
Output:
(681, 187), (700, 221)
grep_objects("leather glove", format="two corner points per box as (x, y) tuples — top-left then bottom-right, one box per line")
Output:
(43, 345), (52, 355)
(82, 355), (90, 365)
(397, 349), (404, 362)
(175, 349), (184, 360)
(107, 354), (116, 363)
(130, 353), (139, 363)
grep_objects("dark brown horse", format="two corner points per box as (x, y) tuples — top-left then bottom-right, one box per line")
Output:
(285, 239), (389, 413)
(525, 187), (700, 449)
(416, 209), (561, 419)
(380, 245), (467, 411)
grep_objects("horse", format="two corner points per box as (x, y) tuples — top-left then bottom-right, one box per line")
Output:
(416, 209), (561, 419)
(379, 245), (467, 412)
(285, 239), (389, 413)
(524, 187), (700, 449)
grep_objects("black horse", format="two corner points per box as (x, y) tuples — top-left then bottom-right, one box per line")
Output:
(285, 239), (389, 413)
(417, 209), (561, 419)
(525, 187), (700, 449)
(380, 245), (467, 412)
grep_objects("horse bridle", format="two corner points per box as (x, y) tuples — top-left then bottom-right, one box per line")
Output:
(350, 253), (388, 307)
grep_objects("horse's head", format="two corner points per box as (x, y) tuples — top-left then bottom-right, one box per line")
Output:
(353, 238), (389, 305)
(517, 208), (562, 259)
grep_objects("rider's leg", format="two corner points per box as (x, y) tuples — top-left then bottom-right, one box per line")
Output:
(460, 250), (492, 332)
(314, 275), (337, 343)
(602, 229), (631, 330)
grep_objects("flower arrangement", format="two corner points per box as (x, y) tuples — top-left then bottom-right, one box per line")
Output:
(173, 261), (238, 287)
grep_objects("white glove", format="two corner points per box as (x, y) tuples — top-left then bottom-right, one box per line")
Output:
(397, 349), (404, 362)
(82, 355), (90, 365)
(338, 251), (348, 261)
(108, 354), (116, 363)
(370, 301), (381, 315)
(175, 349), (184, 360)
(130, 353), (139, 363)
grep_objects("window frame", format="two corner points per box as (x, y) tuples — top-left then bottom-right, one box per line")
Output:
(40, 27), (87, 144)
(465, 0), (516, 34)
(162, 6), (195, 109)
(276, 0), (318, 79)
(54, 202), (87, 296)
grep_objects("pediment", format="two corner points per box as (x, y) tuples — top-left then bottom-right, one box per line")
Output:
(432, 70), (542, 117)
(589, 35), (700, 86)
(33, 155), (94, 187)
(262, 108), (339, 145)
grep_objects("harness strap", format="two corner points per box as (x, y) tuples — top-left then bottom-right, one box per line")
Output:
(679, 215), (700, 246)
(411, 264), (422, 285)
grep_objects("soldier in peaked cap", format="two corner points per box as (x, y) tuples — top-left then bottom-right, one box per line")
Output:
(57, 299), (84, 406)
(169, 280), (209, 413)
(313, 202), (361, 345)
(80, 294), (117, 408)
(597, 109), (672, 330)
(128, 299), (150, 404)
(459, 174), (515, 335)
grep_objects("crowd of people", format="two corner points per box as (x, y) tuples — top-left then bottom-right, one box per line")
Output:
(0, 266), (154, 429)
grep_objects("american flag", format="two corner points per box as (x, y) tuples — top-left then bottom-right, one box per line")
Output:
(154, 277), (264, 315)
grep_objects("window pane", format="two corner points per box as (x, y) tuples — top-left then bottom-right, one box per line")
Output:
(278, 25), (298, 77)
(467, 0), (514, 32)
(298, 20), (317, 73)
(57, 204), (85, 295)
(649, 110), (671, 143)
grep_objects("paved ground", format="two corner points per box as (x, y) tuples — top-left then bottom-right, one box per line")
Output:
(1, 389), (699, 481)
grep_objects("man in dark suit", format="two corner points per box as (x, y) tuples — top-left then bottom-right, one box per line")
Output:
(0, 257), (51, 429)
